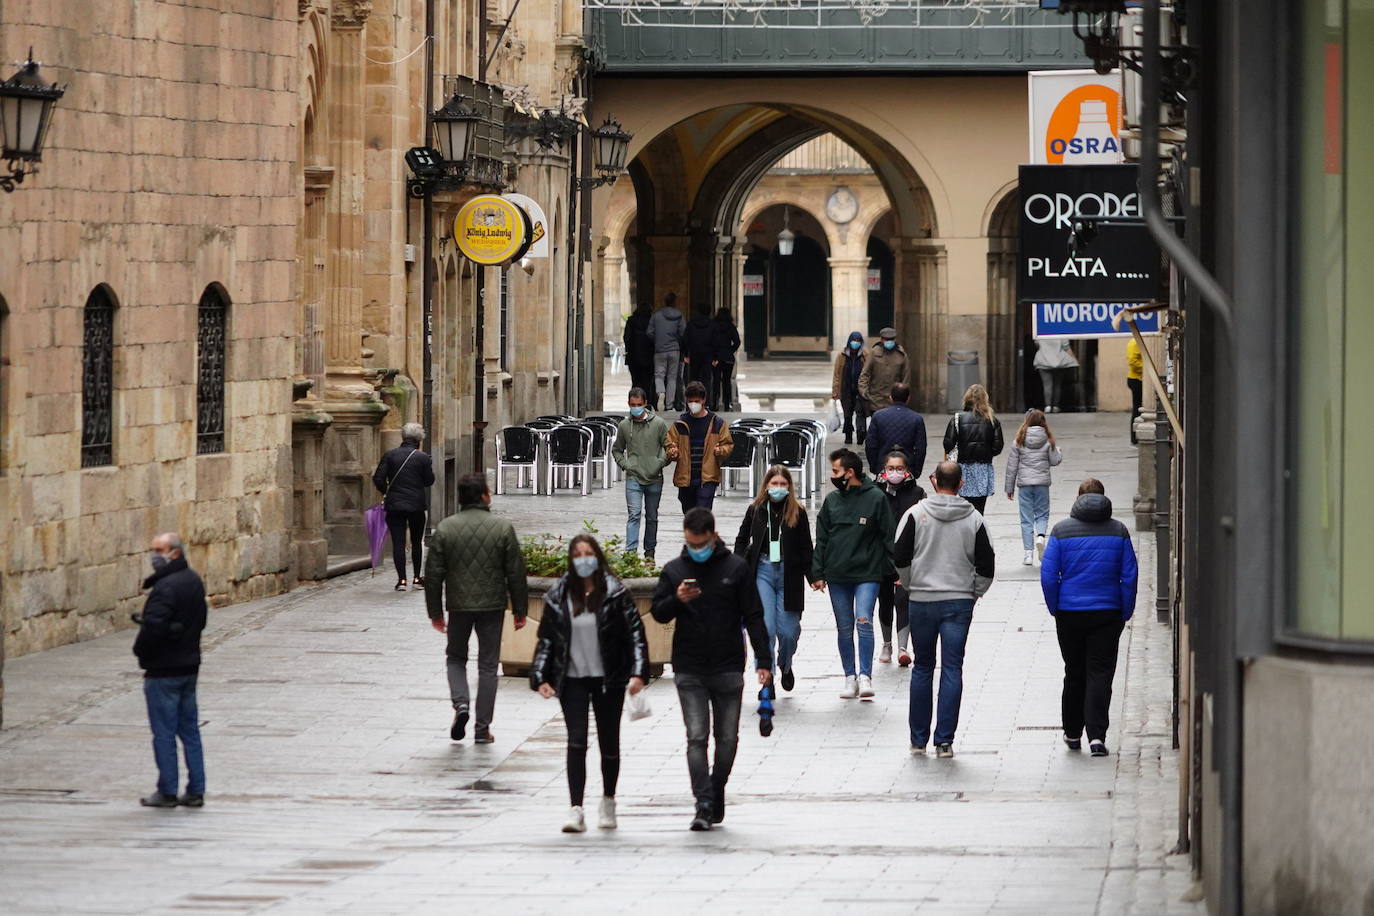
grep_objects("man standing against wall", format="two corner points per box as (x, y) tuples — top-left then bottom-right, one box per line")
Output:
(864, 381), (927, 477)
(613, 387), (672, 563)
(666, 381), (733, 513)
(648, 291), (686, 413)
(425, 474), (528, 745)
(859, 327), (912, 416)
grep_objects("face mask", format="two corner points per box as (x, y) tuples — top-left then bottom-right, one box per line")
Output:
(849, 340), (861, 350)
(883, 340), (896, 351)
(686, 543), (714, 563)
(148, 552), (169, 571)
(831, 475), (848, 492)
(767, 486), (789, 502)
(883, 469), (909, 485)
(629, 406), (646, 418)
(687, 401), (705, 415)
(571, 555), (599, 578)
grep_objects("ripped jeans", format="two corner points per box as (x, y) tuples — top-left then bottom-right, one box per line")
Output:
(827, 581), (879, 678)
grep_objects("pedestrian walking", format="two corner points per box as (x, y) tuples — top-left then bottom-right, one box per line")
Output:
(612, 387), (672, 563)
(623, 301), (657, 405)
(371, 422), (436, 592)
(894, 462), (995, 758)
(682, 306), (721, 405)
(832, 330), (869, 445)
(1126, 337), (1144, 444)
(1041, 478), (1138, 757)
(811, 448), (895, 700)
(648, 291), (686, 412)
(942, 383), (1003, 514)
(858, 326), (911, 415)
(531, 534), (650, 833)
(1004, 409), (1063, 566)
(712, 307), (741, 412)
(875, 449), (925, 666)
(666, 381), (733, 513)
(733, 466), (816, 694)
(651, 508), (773, 831)
(864, 381), (928, 478)
(1034, 338), (1079, 413)
(424, 474), (528, 745)
(132, 532), (208, 808)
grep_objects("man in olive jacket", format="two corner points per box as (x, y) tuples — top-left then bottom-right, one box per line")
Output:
(613, 386), (672, 561)
(811, 449), (895, 700)
(424, 474), (528, 744)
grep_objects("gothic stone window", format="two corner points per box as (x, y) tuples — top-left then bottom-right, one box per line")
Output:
(196, 285), (228, 455)
(81, 286), (116, 468)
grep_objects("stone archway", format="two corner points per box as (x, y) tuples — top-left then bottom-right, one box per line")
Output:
(984, 184), (1021, 410)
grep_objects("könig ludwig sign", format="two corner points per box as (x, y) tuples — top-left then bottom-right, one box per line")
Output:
(453, 194), (532, 265)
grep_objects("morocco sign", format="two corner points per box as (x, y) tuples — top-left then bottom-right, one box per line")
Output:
(1017, 164), (1160, 304)
(453, 195), (531, 265)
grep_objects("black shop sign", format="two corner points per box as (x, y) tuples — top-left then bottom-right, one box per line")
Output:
(1017, 164), (1160, 303)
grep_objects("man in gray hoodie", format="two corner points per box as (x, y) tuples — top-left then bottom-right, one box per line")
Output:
(893, 461), (995, 758)
(648, 292), (687, 412)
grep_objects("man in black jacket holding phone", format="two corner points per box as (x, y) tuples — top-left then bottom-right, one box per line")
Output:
(652, 508), (773, 831)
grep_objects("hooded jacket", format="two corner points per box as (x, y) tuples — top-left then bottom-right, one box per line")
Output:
(1040, 493), (1138, 620)
(651, 541), (773, 674)
(893, 493), (996, 602)
(623, 308), (655, 367)
(832, 332), (867, 400)
(530, 573), (650, 692)
(858, 342), (912, 413)
(133, 556), (209, 677)
(811, 474), (895, 584)
(647, 305), (686, 354)
(1004, 425), (1063, 493)
(683, 313), (721, 363)
(1034, 339), (1079, 370)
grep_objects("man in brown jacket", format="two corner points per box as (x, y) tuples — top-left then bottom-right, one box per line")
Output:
(859, 327), (912, 414)
(666, 380), (734, 513)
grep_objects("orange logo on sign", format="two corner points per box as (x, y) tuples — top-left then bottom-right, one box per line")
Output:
(1044, 85), (1123, 164)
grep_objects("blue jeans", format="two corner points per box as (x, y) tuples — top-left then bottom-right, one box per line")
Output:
(1017, 484), (1051, 551)
(908, 599), (974, 746)
(625, 478), (663, 554)
(144, 674), (206, 797)
(754, 561), (801, 672)
(828, 581), (879, 677)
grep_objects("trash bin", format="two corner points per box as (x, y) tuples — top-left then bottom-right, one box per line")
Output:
(946, 350), (980, 412)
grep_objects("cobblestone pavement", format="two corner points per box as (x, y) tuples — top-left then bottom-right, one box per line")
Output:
(0, 398), (1201, 915)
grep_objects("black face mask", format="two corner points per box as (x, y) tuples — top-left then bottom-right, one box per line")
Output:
(831, 475), (848, 492)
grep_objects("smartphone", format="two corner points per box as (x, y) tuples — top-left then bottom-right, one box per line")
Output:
(682, 578), (697, 587)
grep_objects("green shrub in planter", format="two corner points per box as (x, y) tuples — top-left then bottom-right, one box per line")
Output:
(520, 521), (660, 580)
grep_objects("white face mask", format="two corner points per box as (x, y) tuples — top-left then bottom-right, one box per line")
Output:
(571, 555), (599, 578)
(687, 401), (705, 415)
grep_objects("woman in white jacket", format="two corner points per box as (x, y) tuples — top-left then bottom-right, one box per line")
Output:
(1005, 409), (1063, 565)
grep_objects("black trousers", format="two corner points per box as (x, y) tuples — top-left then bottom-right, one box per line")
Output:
(386, 510), (425, 580)
(876, 578), (909, 647)
(712, 362), (736, 411)
(1127, 378), (1143, 443)
(629, 360), (656, 405)
(1054, 610), (1126, 742)
(965, 496), (988, 515)
(558, 676), (626, 807)
(840, 392), (869, 442)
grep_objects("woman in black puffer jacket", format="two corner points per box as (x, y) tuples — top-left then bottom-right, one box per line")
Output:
(941, 384), (1004, 514)
(531, 534), (650, 834)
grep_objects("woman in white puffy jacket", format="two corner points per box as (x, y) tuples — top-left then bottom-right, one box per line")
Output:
(1005, 409), (1063, 566)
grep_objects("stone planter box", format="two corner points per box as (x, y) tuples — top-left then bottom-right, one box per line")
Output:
(500, 576), (673, 679)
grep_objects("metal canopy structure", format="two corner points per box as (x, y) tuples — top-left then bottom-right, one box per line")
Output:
(588, 0), (1071, 29)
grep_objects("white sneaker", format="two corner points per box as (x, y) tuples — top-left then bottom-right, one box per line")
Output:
(562, 806), (586, 833)
(598, 796), (617, 830)
(858, 674), (875, 699)
(879, 643), (893, 664)
(839, 675), (858, 698)
(1036, 535), (1047, 562)
(1023, 550), (1034, 566)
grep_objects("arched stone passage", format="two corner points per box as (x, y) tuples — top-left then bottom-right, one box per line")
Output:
(740, 203), (832, 354)
(985, 186), (1020, 410)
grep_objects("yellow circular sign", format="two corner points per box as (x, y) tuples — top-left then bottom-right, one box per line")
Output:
(453, 195), (529, 265)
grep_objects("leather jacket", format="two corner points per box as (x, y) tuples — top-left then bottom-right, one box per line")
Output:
(942, 411), (1004, 465)
(530, 573), (650, 691)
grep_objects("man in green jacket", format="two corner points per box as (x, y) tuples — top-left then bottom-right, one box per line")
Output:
(612, 387), (672, 562)
(424, 473), (528, 744)
(811, 449), (895, 701)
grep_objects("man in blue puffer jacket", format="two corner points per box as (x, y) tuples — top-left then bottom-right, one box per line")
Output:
(1040, 477), (1138, 758)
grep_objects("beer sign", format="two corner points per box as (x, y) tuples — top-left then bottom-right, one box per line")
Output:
(453, 194), (531, 265)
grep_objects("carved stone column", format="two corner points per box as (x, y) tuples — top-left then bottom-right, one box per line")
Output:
(645, 234), (691, 313)
(893, 238), (949, 413)
(828, 257), (872, 351)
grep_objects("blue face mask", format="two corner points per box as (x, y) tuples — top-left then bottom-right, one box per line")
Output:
(571, 555), (599, 578)
(849, 339), (861, 350)
(629, 405), (646, 418)
(148, 552), (169, 572)
(767, 486), (789, 502)
(883, 340), (896, 350)
(686, 543), (714, 563)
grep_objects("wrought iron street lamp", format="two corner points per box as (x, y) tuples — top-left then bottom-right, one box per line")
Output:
(576, 117), (633, 190)
(0, 50), (65, 193)
(431, 94), (480, 168)
(777, 206), (796, 256)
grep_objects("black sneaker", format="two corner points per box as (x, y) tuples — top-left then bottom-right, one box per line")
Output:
(1089, 740), (1109, 757)
(711, 783), (726, 824)
(935, 743), (954, 759)
(140, 792), (178, 808)
(1063, 734), (1082, 751)
(451, 707), (469, 741)
(690, 804), (713, 831)
(780, 667), (795, 692)
(177, 794), (205, 808)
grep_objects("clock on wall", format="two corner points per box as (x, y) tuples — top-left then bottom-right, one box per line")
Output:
(825, 186), (859, 224)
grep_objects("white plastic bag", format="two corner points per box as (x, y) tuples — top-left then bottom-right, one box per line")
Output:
(626, 689), (652, 721)
(828, 399), (843, 433)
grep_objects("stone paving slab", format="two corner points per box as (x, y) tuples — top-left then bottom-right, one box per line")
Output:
(0, 411), (1200, 915)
